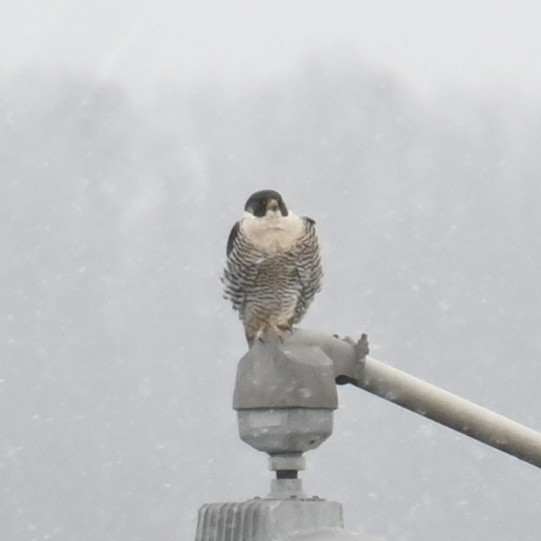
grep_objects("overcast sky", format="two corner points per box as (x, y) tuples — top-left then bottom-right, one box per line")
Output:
(2, 1), (541, 98)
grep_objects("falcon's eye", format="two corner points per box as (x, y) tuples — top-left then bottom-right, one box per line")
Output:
(251, 200), (267, 217)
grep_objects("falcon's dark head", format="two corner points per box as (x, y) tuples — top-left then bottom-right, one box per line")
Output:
(244, 189), (289, 218)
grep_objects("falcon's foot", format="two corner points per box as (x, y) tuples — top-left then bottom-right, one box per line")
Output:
(253, 323), (292, 344)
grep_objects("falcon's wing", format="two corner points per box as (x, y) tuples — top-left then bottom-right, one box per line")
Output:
(226, 221), (240, 257)
(223, 221), (244, 311)
(293, 216), (323, 320)
(297, 217), (321, 291)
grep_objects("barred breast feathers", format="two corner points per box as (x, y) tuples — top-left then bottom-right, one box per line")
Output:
(222, 211), (322, 325)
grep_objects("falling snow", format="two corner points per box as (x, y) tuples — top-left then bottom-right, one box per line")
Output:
(2, 4), (541, 541)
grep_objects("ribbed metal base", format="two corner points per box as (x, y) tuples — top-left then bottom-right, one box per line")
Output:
(195, 498), (343, 541)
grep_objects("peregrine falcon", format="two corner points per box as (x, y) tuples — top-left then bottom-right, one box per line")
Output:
(222, 190), (322, 345)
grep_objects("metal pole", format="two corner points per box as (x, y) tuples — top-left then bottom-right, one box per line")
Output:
(353, 355), (541, 468)
(286, 329), (541, 469)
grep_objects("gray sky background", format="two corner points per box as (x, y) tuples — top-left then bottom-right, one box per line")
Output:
(2, 1), (541, 98)
(3, 3), (541, 541)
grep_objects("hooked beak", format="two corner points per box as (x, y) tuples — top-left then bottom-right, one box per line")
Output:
(266, 198), (279, 212)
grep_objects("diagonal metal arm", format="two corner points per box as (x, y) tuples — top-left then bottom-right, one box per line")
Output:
(285, 328), (541, 469)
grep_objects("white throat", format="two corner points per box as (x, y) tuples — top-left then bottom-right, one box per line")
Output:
(241, 210), (304, 254)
